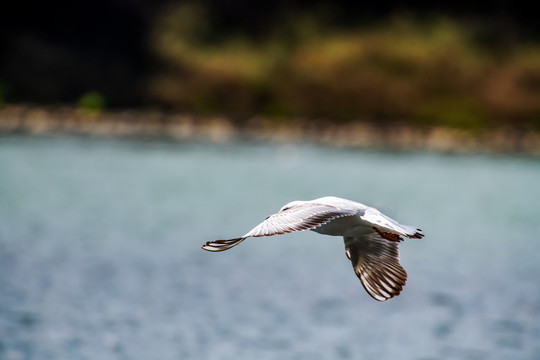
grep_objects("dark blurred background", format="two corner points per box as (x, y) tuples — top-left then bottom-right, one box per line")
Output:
(1, 0), (539, 129)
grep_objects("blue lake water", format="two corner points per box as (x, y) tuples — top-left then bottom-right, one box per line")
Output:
(1, 135), (539, 359)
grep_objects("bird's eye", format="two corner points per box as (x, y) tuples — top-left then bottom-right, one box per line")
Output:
(281, 207), (291, 212)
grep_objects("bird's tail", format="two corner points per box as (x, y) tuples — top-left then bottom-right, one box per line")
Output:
(202, 237), (246, 252)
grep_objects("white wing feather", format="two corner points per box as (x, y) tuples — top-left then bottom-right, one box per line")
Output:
(202, 203), (357, 251)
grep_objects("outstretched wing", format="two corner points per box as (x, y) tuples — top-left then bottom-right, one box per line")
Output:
(202, 203), (357, 252)
(344, 231), (408, 301)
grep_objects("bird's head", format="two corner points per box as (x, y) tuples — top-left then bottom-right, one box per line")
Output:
(278, 200), (306, 213)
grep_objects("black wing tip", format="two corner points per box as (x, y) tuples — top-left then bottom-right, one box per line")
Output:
(201, 242), (219, 252)
(407, 229), (425, 239)
(361, 281), (404, 302)
(201, 238), (245, 252)
(364, 277), (407, 302)
(375, 291), (402, 302)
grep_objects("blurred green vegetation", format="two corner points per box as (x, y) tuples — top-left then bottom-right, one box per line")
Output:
(77, 91), (106, 117)
(148, 5), (540, 130)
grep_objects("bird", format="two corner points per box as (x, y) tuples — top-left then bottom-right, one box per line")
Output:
(202, 196), (424, 301)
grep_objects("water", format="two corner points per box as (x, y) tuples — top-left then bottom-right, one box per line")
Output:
(1, 135), (539, 360)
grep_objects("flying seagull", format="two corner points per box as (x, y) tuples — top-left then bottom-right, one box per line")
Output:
(202, 196), (424, 301)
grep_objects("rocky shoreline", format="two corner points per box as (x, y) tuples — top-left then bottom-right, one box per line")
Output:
(1, 105), (539, 155)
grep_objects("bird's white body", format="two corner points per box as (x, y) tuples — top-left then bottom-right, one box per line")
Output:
(203, 196), (424, 301)
(305, 196), (416, 237)
(314, 215), (370, 237)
